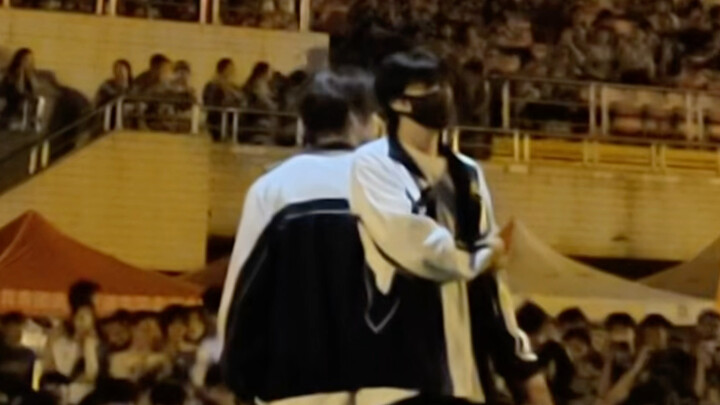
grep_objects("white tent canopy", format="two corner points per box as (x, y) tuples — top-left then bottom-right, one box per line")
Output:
(642, 236), (720, 299)
(502, 220), (713, 325)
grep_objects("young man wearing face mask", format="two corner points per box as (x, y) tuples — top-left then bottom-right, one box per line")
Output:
(349, 48), (553, 405)
(219, 69), (380, 405)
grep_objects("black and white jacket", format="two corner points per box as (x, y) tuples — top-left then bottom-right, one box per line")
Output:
(219, 139), (538, 405)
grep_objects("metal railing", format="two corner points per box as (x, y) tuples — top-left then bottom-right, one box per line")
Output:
(1, 0), (311, 30)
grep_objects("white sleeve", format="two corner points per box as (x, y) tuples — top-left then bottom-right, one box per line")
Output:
(350, 152), (494, 283)
(469, 162), (499, 274)
(217, 183), (271, 344)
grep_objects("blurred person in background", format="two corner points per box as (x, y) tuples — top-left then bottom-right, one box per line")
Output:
(95, 59), (133, 108)
(43, 281), (101, 405)
(203, 58), (246, 142)
(191, 287), (222, 389)
(598, 313), (637, 397)
(562, 328), (603, 405)
(0, 48), (40, 130)
(517, 302), (574, 405)
(108, 312), (169, 385)
(0, 312), (36, 402)
(159, 305), (195, 382)
(242, 61), (279, 142)
(556, 308), (590, 336)
(133, 54), (172, 94)
(98, 311), (132, 360)
(696, 311), (720, 404)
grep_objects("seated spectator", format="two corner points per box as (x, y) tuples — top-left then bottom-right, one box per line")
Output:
(648, 0), (681, 34)
(599, 313), (637, 397)
(0, 313), (36, 398)
(95, 59), (133, 107)
(43, 281), (101, 405)
(133, 53), (172, 95)
(108, 312), (170, 384)
(516, 302), (574, 405)
(695, 310), (720, 404)
(557, 308), (590, 335)
(202, 58), (246, 141)
(493, 11), (534, 49)
(563, 328), (603, 405)
(0, 48), (40, 130)
(191, 288), (222, 389)
(159, 305), (195, 382)
(617, 28), (657, 84)
(242, 61), (279, 142)
(581, 28), (616, 81)
(98, 310), (132, 355)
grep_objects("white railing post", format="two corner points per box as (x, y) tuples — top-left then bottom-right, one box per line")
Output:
(659, 144), (667, 171)
(212, 0), (220, 23)
(522, 133), (531, 162)
(296, 118), (303, 146)
(107, 0), (117, 15)
(601, 85), (609, 136)
(512, 130), (520, 162)
(199, 0), (208, 23)
(220, 111), (228, 141)
(40, 141), (49, 168)
(589, 83), (597, 135)
(2, 0), (10, 8)
(698, 101), (706, 142)
(28, 146), (38, 175)
(685, 92), (694, 141)
(451, 128), (460, 153)
(299, 0), (310, 31)
(115, 98), (124, 130)
(95, 0), (103, 15)
(20, 100), (29, 132)
(231, 110), (240, 143)
(502, 80), (510, 130)
(191, 104), (201, 135)
(103, 104), (112, 132)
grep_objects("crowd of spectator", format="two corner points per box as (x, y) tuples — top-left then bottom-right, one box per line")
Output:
(3, 279), (720, 405)
(321, 0), (720, 91)
(0, 281), (232, 405)
(516, 303), (720, 405)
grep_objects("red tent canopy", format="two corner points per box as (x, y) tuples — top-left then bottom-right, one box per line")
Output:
(0, 211), (201, 316)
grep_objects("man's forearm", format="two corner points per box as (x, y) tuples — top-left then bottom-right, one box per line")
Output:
(524, 373), (555, 405)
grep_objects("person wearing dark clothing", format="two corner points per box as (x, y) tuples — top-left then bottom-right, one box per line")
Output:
(202, 58), (246, 141)
(0, 48), (40, 131)
(95, 60), (133, 107)
(0, 312), (36, 395)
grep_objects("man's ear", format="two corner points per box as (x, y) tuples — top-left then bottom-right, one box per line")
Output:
(390, 98), (412, 114)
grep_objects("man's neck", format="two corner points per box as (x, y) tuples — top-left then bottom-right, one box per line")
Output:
(397, 118), (440, 156)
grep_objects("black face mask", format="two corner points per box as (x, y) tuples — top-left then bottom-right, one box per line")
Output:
(398, 90), (455, 130)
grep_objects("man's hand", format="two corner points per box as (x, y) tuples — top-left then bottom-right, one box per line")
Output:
(524, 373), (555, 405)
(488, 236), (508, 270)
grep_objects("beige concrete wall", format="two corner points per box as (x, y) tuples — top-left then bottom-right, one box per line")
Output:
(0, 9), (328, 97)
(207, 145), (720, 262)
(0, 132), (210, 271)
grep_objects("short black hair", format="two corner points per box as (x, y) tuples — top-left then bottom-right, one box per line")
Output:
(202, 287), (222, 315)
(333, 67), (377, 122)
(374, 48), (447, 110)
(150, 381), (187, 405)
(299, 71), (350, 145)
(604, 313), (636, 330)
(216, 58), (233, 74)
(563, 327), (592, 346)
(150, 53), (170, 69)
(374, 48), (448, 136)
(1, 311), (26, 326)
(516, 301), (549, 335)
(639, 314), (673, 330)
(68, 280), (100, 313)
(698, 309), (720, 323)
(557, 307), (588, 328)
(159, 305), (189, 333)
